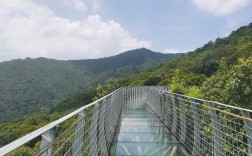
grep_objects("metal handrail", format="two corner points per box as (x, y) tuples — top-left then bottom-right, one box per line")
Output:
(159, 89), (252, 113)
(148, 88), (252, 156)
(1, 86), (251, 156)
(0, 88), (119, 155)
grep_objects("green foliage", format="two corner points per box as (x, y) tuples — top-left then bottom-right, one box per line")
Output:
(202, 57), (252, 108)
(143, 75), (162, 86)
(186, 86), (203, 99)
(170, 70), (207, 94)
(49, 88), (96, 113)
(226, 58), (252, 107)
(9, 146), (35, 156)
(0, 58), (93, 123)
(170, 70), (187, 94)
(93, 78), (121, 100)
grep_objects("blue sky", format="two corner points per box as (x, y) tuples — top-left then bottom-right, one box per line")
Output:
(0, 0), (252, 61)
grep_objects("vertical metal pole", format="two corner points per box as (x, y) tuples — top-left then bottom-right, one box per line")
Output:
(39, 127), (56, 156)
(241, 110), (252, 155)
(171, 95), (177, 134)
(166, 94), (173, 130)
(72, 109), (86, 155)
(131, 87), (133, 111)
(192, 99), (201, 155)
(159, 92), (163, 120)
(179, 95), (187, 144)
(99, 101), (108, 156)
(156, 91), (160, 117)
(127, 88), (129, 113)
(134, 87), (136, 109)
(163, 93), (170, 129)
(90, 103), (99, 156)
(105, 97), (112, 147)
(209, 102), (222, 156)
(160, 93), (165, 122)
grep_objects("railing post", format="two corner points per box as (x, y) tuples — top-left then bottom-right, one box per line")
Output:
(163, 93), (170, 129)
(157, 91), (162, 117)
(160, 93), (166, 122)
(39, 127), (57, 156)
(171, 95), (177, 134)
(99, 100), (109, 156)
(209, 102), (222, 156)
(179, 95), (187, 144)
(192, 99), (201, 155)
(90, 103), (99, 155)
(72, 109), (86, 155)
(241, 110), (252, 155)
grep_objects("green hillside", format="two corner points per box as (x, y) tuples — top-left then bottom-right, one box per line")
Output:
(0, 49), (178, 123)
(98, 22), (252, 109)
(69, 48), (180, 74)
(0, 58), (93, 123)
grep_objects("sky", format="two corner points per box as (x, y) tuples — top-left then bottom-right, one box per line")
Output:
(0, 0), (252, 61)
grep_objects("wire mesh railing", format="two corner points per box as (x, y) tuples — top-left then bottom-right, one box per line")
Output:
(0, 86), (167, 156)
(0, 88), (124, 156)
(1, 86), (251, 156)
(147, 88), (252, 156)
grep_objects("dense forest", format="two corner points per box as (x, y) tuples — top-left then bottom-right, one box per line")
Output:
(0, 22), (252, 154)
(0, 49), (178, 123)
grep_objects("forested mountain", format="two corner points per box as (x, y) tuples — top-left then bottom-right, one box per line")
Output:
(98, 22), (252, 109)
(70, 48), (180, 73)
(0, 49), (179, 123)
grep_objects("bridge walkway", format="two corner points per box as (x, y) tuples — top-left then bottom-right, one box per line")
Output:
(110, 98), (190, 155)
(1, 86), (252, 156)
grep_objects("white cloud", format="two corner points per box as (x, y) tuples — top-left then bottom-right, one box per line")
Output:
(0, 0), (151, 61)
(73, 0), (87, 11)
(192, 0), (251, 16)
(62, 0), (87, 12)
(163, 48), (193, 54)
(91, 0), (103, 12)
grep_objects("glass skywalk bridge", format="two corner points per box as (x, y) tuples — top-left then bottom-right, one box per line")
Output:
(1, 86), (252, 156)
(110, 97), (189, 155)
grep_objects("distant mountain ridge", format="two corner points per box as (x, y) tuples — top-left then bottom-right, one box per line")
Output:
(70, 48), (180, 73)
(0, 48), (180, 123)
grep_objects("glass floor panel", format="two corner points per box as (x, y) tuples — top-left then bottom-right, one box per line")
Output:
(119, 117), (162, 123)
(119, 118), (161, 122)
(111, 100), (190, 156)
(110, 142), (190, 156)
(121, 110), (152, 113)
(116, 125), (170, 133)
(118, 121), (164, 126)
(114, 132), (177, 142)
(121, 114), (156, 118)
